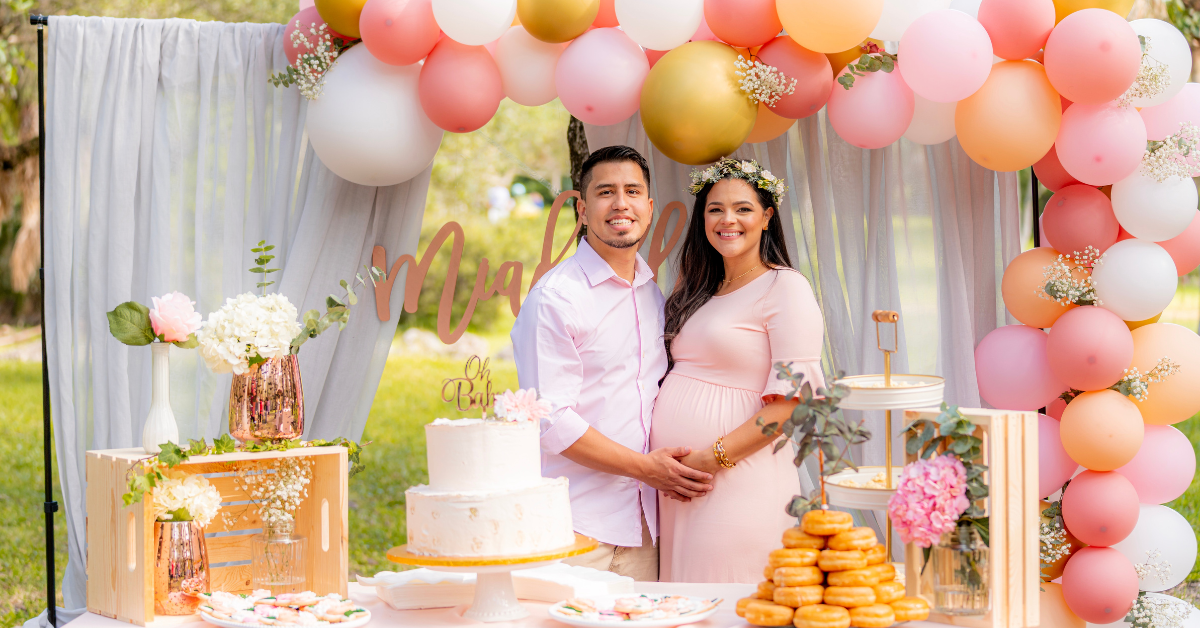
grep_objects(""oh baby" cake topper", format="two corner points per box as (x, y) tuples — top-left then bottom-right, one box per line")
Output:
(441, 355), (495, 414)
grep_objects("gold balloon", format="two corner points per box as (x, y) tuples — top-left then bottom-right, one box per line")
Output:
(1039, 500), (1086, 582)
(518, 0), (599, 44)
(956, 60), (1062, 172)
(777, 0), (885, 54)
(1125, 312), (1161, 331)
(745, 103), (795, 144)
(641, 41), (757, 165)
(1053, 0), (1136, 23)
(315, 0), (368, 39)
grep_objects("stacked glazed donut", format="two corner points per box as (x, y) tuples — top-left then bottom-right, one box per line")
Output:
(736, 509), (931, 628)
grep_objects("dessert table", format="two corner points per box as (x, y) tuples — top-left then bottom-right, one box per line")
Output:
(66, 583), (947, 628)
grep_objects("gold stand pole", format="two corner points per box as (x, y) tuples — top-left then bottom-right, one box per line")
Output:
(872, 311), (899, 562)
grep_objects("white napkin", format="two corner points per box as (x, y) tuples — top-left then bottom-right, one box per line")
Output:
(357, 564), (635, 610)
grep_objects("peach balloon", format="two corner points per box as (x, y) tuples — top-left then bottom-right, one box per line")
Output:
(1158, 212), (1200, 276)
(1061, 547), (1139, 624)
(1061, 470), (1140, 546)
(1129, 323), (1200, 425)
(1040, 583), (1086, 628)
(776, 0), (885, 54)
(744, 103), (795, 143)
(1033, 145), (1081, 192)
(1043, 9), (1141, 104)
(828, 65), (914, 149)
(359, 0), (441, 66)
(1139, 83), (1200, 141)
(1055, 103), (1147, 186)
(756, 36), (833, 119)
(705, 0), (782, 48)
(956, 60), (1061, 172)
(977, 0), (1055, 61)
(1001, 247), (1077, 328)
(1047, 306), (1134, 392)
(418, 39), (503, 133)
(1059, 390), (1144, 471)
(593, 0), (617, 26)
(899, 9), (993, 103)
(1041, 185), (1120, 255)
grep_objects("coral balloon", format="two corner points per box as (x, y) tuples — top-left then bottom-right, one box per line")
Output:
(1140, 83), (1200, 141)
(1130, 19), (1193, 108)
(432, 0), (516, 45)
(306, 46), (443, 186)
(903, 95), (956, 145)
(517, 0), (598, 44)
(1055, 103), (1147, 186)
(358, 0), (440, 66)
(1111, 172), (1198, 242)
(1091, 240), (1179, 322)
(1033, 145), (1081, 192)
(555, 28), (649, 126)
(1129, 323), (1200, 425)
(899, 10), (992, 103)
(1041, 583), (1086, 628)
(1112, 505), (1198, 591)
(1158, 213), (1200, 276)
(755, 36), (833, 119)
(975, 325), (1068, 410)
(1059, 390), (1144, 471)
(495, 26), (565, 106)
(615, 0), (703, 51)
(1044, 9), (1140, 104)
(1041, 185), (1120, 256)
(284, 7), (353, 68)
(776, 0), (885, 54)
(1061, 470), (1140, 546)
(744, 103), (795, 144)
(977, 0), (1055, 60)
(1040, 414), (1078, 499)
(315, 0), (368, 38)
(419, 39), (503, 133)
(640, 41), (756, 165)
(871, 0), (951, 41)
(828, 65), (914, 149)
(593, 0), (617, 27)
(1052, 0), (1136, 23)
(1115, 425), (1196, 504)
(956, 60), (1061, 172)
(1047, 396), (1066, 419)
(1001, 247), (1076, 328)
(1047, 306), (1134, 392)
(1061, 547), (1139, 624)
(705, 0), (782, 48)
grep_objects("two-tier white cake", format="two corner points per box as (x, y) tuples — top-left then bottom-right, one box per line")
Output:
(405, 418), (576, 557)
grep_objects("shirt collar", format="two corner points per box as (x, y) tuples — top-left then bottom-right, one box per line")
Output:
(576, 237), (655, 289)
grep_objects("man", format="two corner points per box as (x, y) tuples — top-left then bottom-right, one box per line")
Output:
(511, 145), (714, 581)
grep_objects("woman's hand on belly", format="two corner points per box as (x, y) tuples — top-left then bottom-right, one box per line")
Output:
(677, 448), (722, 483)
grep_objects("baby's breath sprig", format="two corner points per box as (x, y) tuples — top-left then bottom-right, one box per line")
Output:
(1134, 549), (1174, 588)
(1119, 35), (1172, 108)
(227, 457), (313, 528)
(1040, 246), (1104, 307)
(1125, 591), (1190, 628)
(734, 55), (797, 107)
(269, 23), (352, 101)
(1143, 122), (1200, 182)
(1039, 489), (1072, 581)
(1112, 357), (1181, 402)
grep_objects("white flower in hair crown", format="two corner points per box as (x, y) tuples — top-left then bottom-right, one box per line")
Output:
(688, 157), (788, 205)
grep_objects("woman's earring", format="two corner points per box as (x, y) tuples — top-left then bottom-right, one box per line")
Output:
(762, 224), (768, 231)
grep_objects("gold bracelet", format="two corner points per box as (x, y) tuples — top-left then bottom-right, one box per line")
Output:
(713, 437), (736, 469)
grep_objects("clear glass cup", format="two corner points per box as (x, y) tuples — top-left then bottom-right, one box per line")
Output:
(251, 520), (307, 594)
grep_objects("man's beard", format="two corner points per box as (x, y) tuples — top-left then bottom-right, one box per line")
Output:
(592, 228), (648, 250)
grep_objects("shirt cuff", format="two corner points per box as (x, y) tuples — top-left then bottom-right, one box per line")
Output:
(540, 408), (591, 455)
(763, 359), (826, 401)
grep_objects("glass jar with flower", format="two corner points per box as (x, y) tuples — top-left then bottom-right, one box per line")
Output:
(150, 471), (221, 615)
(230, 457), (313, 593)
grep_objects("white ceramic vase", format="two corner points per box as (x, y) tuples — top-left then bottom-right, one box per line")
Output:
(142, 342), (179, 454)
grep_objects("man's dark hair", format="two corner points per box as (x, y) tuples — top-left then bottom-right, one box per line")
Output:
(577, 145), (650, 199)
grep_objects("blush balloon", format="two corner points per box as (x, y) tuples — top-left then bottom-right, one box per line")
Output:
(975, 325), (1068, 410)
(828, 65), (914, 149)
(704, 0), (782, 48)
(284, 7), (353, 67)
(1041, 185), (1120, 255)
(1114, 425), (1196, 504)
(977, 0), (1055, 61)
(1033, 145), (1081, 192)
(1059, 390), (1144, 471)
(898, 9), (992, 103)
(1055, 102), (1147, 186)
(1040, 413), (1078, 498)
(555, 28), (649, 125)
(1158, 212), (1200, 276)
(1061, 547), (1139, 624)
(1061, 470), (1140, 546)
(1047, 306), (1134, 392)
(1140, 83), (1200, 141)
(1001, 247), (1077, 328)
(359, 0), (440, 66)
(495, 26), (565, 106)
(756, 36), (833, 119)
(418, 39), (503, 133)
(1043, 8), (1141, 104)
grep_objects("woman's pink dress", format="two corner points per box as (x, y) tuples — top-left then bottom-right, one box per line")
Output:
(650, 268), (825, 583)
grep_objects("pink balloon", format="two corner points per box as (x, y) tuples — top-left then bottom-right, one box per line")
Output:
(899, 10), (992, 103)
(1139, 83), (1200, 141)
(1040, 414), (1077, 498)
(359, 0), (441, 66)
(299, 0), (315, 9)
(977, 0), (1055, 61)
(1043, 9), (1141, 105)
(1041, 185), (1119, 255)
(418, 39), (503, 133)
(556, 28), (649, 126)
(1114, 425), (1197, 504)
(828, 66), (914, 150)
(283, 7), (353, 68)
(1047, 306), (1134, 392)
(1033, 144), (1081, 193)
(1056, 103), (1147, 186)
(1047, 397), (1066, 419)
(975, 325), (1068, 411)
(1038, 212), (1055, 248)
(1062, 547), (1139, 624)
(1062, 470), (1140, 546)
(704, 0), (782, 48)
(1157, 212), (1200, 276)
(756, 36), (833, 119)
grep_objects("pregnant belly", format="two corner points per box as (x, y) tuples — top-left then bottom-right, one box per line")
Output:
(650, 373), (766, 451)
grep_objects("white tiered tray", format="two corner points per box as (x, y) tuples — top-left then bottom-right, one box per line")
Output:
(823, 466), (903, 510)
(835, 374), (945, 411)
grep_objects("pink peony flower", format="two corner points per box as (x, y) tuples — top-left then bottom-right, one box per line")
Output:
(149, 292), (202, 343)
(493, 388), (552, 423)
(886, 455), (971, 548)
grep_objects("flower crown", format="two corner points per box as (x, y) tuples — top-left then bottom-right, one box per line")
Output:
(688, 157), (788, 206)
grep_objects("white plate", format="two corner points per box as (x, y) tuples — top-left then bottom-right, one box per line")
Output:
(835, 374), (944, 411)
(824, 466), (901, 510)
(199, 609), (372, 628)
(547, 595), (719, 628)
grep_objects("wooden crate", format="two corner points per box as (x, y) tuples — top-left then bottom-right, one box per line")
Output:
(86, 446), (349, 626)
(902, 409), (1039, 628)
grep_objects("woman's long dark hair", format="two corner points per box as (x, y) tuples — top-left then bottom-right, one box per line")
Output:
(663, 178), (792, 365)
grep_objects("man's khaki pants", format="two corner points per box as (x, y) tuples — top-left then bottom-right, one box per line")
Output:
(562, 514), (659, 581)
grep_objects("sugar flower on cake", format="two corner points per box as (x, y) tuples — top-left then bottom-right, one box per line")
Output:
(886, 454), (970, 548)
(492, 388), (552, 423)
(152, 470), (222, 528)
(197, 292), (303, 375)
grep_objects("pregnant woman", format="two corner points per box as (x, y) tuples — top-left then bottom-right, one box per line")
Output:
(651, 158), (826, 583)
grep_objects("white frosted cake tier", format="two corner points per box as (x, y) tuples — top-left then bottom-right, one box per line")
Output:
(405, 477), (575, 557)
(426, 418), (542, 492)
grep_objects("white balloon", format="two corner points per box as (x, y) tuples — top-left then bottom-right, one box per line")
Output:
(1111, 172), (1198, 241)
(1091, 239), (1179, 321)
(306, 46), (444, 187)
(903, 94), (956, 145)
(949, 0), (982, 18)
(1131, 19), (1193, 108)
(614, 0), (703, 51)
(432, 0), (516, 46)
(495, 26), (565, 107)
(1085, 593), (1200, 627)
(871, 0), (952, 41)
(1112, 504), (1198, 591)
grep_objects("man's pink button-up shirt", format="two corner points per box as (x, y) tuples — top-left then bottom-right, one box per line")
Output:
(511, 239), (668, 548)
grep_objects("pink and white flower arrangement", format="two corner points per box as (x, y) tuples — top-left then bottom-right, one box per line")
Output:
(492, 388), (552, 423)
(149, 292), (203, 343)
(152, 471), (222, 527)
(887, 454), (971, 548)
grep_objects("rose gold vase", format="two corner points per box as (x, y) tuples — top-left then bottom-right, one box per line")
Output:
(153, 521), (209, 615)
(229, 354), (304, 442)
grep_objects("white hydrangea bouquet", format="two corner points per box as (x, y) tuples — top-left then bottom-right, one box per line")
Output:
(152, 470), (222, 527)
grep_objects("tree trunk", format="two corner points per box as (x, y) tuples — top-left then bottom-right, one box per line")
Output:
(567, 115), (589, 240)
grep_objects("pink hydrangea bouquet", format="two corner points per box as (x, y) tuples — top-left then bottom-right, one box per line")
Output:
(107, 291), (202, 348)
(887, 454), (971, 548)
(492, 388), (552, 423)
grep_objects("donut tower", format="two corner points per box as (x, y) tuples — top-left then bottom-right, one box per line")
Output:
(737, 509), (932, 628)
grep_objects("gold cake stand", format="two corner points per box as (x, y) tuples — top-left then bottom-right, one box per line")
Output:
(387, 533), (598, 622)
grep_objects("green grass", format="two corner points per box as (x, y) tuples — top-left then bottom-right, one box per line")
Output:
(1167, 414), (1200, 582)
